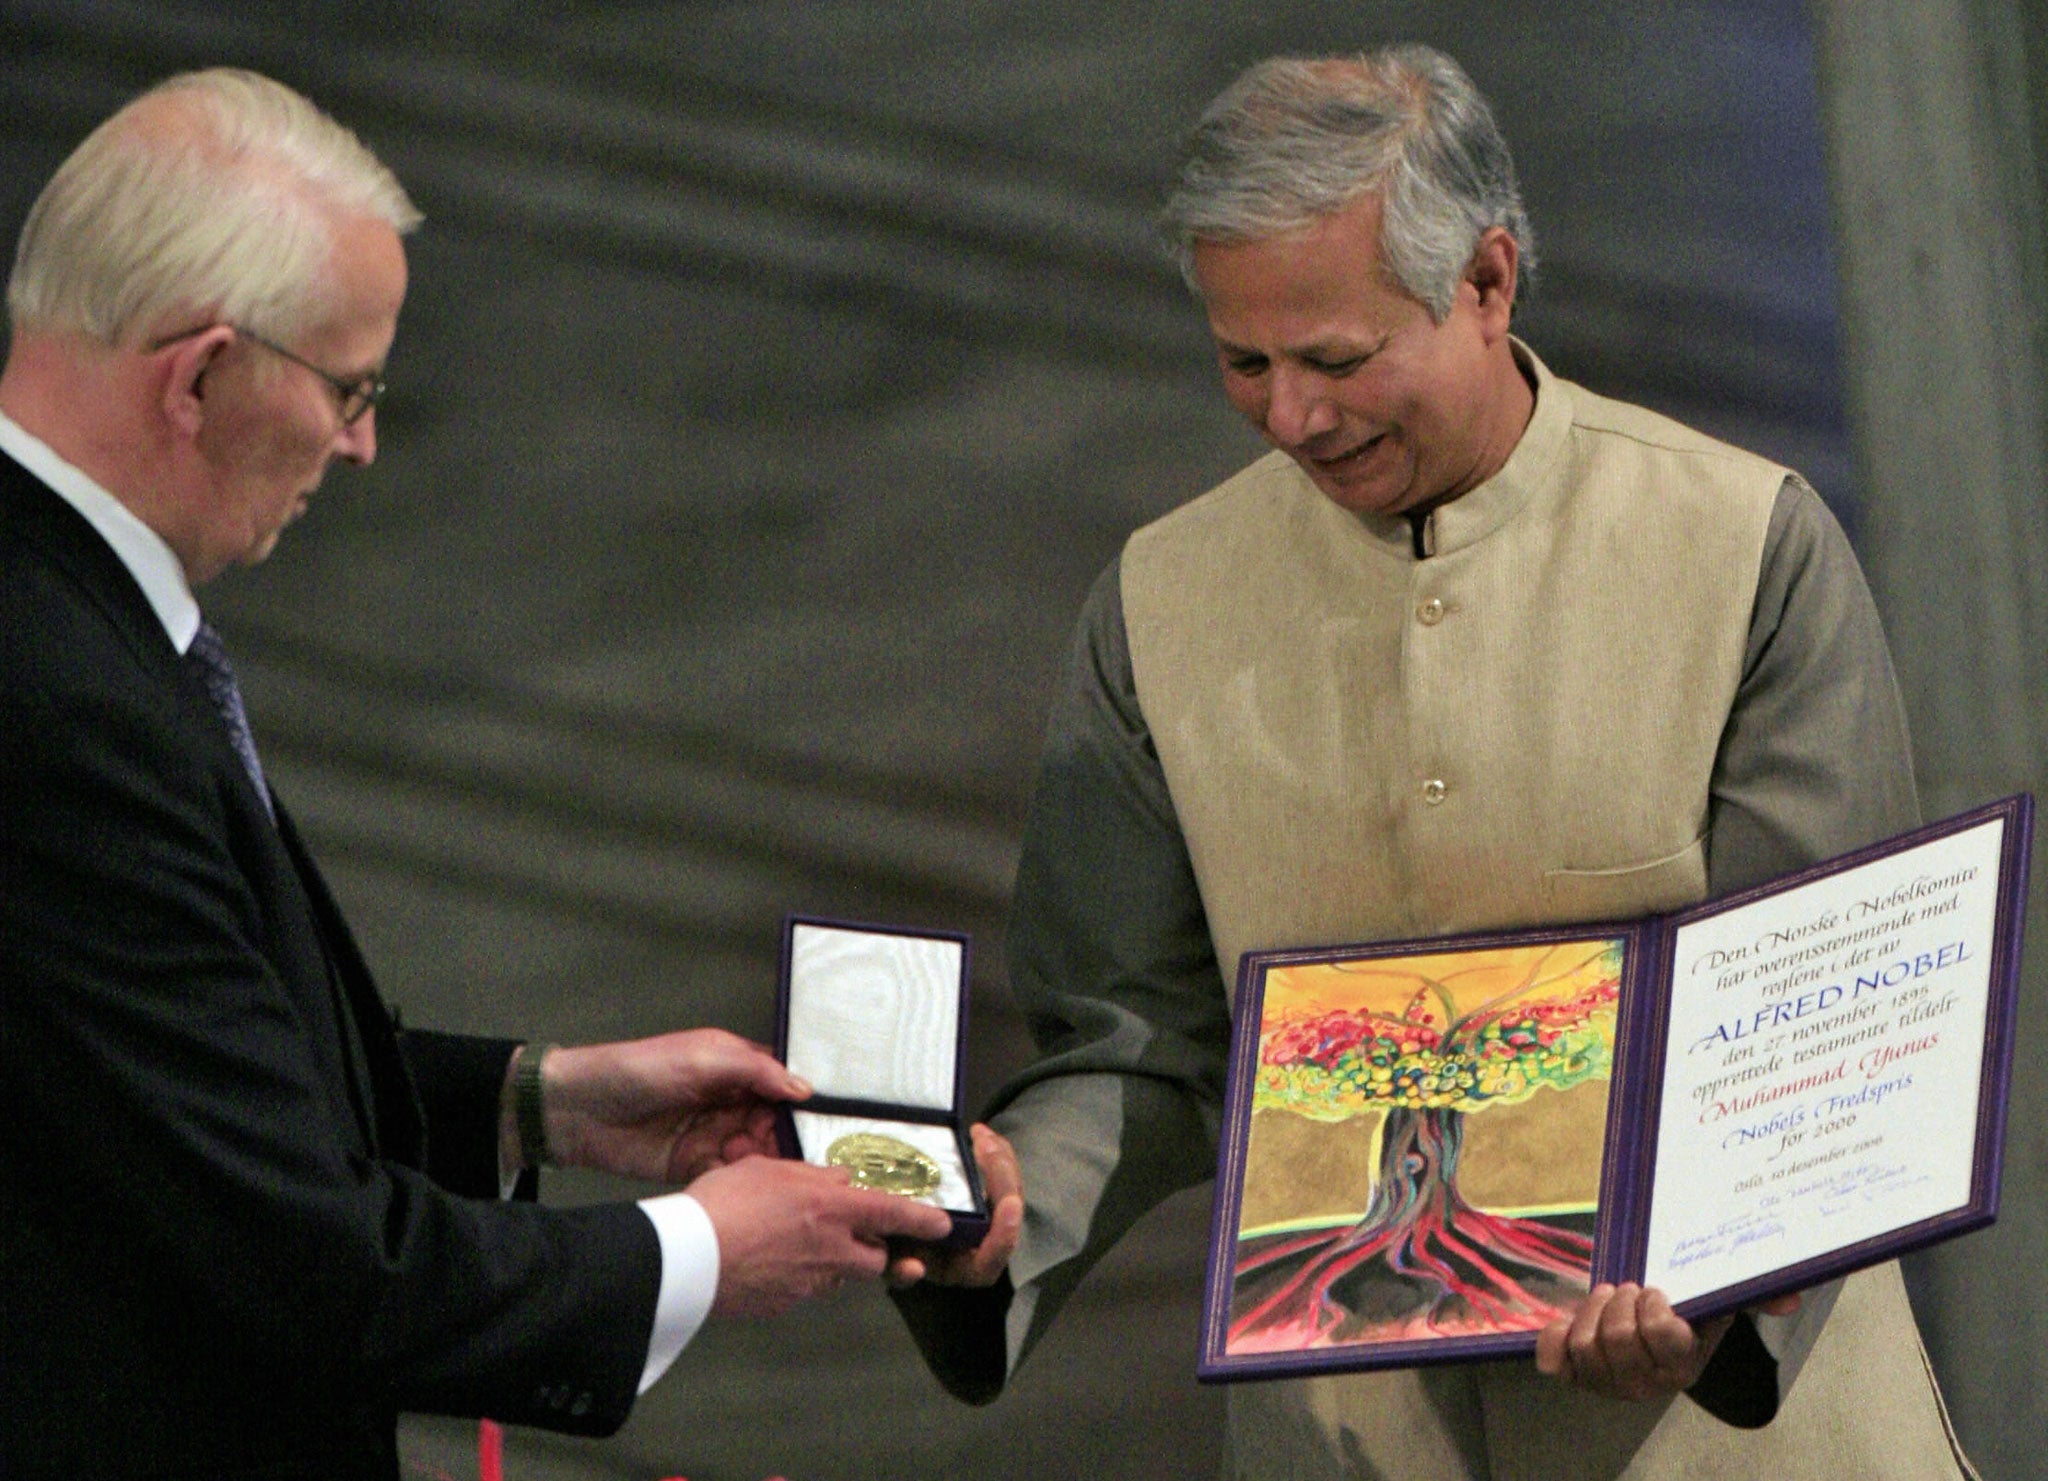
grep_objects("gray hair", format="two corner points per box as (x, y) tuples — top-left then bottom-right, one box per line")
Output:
(7, 67), (421, 346)
(1161, 44), (1535, 321)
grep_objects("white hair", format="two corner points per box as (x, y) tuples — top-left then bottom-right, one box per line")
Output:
(1161, 44), (1536, 322)
(7, 67), (421, 346)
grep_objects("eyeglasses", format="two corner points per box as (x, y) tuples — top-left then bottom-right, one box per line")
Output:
(149, 323), (387, 426)
(233, 325), (386, 426)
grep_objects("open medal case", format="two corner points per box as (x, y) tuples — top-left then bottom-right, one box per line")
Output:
(773, 915), (990, 1246)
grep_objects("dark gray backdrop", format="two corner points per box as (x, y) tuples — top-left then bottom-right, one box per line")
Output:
(4, 3), (2036, 1478)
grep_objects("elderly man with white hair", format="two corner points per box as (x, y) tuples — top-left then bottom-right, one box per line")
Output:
(0, 68), (957, 1480)
(900, 42), (1973, 1481)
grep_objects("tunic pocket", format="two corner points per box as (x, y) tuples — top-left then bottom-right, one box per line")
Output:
(1541, 834), (1707, 922)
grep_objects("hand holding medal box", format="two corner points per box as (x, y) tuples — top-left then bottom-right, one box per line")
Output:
(773, 917), (992, 1247)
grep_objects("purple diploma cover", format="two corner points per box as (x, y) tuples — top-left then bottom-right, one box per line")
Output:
(1199, 796), (2031, 1382)
(773, 916), (991, 1246)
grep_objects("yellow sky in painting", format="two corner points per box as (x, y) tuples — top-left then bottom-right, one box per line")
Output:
(1260, 938), (1626, 1025)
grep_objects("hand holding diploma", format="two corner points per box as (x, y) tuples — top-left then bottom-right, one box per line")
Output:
(1536, 1283), (1802, 1400)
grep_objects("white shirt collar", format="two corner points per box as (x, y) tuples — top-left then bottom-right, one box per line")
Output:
(0, 409), (201, 653)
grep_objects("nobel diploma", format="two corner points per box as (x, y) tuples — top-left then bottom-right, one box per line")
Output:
(1199, 797), (2028, 1381)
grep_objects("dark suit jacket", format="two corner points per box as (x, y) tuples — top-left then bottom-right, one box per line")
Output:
(0, 452), (664, 1479)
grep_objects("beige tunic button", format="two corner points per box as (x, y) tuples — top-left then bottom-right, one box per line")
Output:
(1417, 597), (1445, 626)
(1422, 778), (1447, 804)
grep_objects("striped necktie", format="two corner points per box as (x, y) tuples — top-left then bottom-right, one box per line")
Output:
(186, 622), (276, 821)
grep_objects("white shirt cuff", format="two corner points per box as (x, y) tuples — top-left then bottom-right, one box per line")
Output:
(635, 1193), (720, 1394)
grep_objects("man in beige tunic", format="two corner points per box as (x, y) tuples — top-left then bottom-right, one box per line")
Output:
(897, 42), (1974, 1479)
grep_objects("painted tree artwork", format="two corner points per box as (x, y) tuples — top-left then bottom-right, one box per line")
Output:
(1225, 938), (1624, 1356)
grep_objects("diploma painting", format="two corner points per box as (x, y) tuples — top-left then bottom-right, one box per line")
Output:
(1220, 936), (1626, 1365)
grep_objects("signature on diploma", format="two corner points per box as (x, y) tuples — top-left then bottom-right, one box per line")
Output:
(1814, 1159), (1927, 1217)
(1666, 1150), (1932, 1271)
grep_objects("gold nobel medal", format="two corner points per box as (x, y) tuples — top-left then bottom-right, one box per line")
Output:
(826, 1132), (942, 1197)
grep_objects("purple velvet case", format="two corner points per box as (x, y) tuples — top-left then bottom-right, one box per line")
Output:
(773, 915), (990, 1249)
(1199, 795), (2032, 1382)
